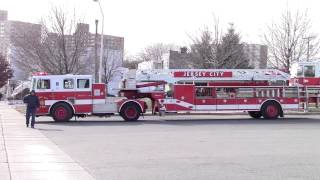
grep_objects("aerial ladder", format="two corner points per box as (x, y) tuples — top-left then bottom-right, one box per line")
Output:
(135, 69), (290, 83)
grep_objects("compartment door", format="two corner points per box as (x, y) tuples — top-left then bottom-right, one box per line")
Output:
(173, 84), (195, 111)
(195, 87), (216, 111)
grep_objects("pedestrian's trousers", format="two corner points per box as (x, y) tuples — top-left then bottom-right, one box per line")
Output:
(26, 108), (36, 126)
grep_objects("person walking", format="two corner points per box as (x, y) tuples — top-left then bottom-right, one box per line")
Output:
(23, 90), (40, 128)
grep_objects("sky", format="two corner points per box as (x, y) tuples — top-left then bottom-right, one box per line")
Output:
(1, 0), (320, 55)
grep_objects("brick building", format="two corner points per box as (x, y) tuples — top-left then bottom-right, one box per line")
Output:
(169, 47), (193, 69)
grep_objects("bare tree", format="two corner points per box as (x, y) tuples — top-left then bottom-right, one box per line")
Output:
(123, 53), (141, 69)
(102, 49), (123, 83)
(137, 43), (174, 69)
(0, 54), (13, 88)
(264, 9), (320, 72)
(9, 23), (43, 76)
(11, 6), (89, 75)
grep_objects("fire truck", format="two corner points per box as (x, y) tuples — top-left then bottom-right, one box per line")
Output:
(31, 68), (320, 122)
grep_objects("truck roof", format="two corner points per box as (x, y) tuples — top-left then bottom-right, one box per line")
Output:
(32, 74), (92, 79)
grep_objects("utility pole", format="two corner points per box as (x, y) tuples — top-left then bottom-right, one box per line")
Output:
(93, 0), (104, 83)
(94, 19), (99, 83)
(303, 36), (315, 61)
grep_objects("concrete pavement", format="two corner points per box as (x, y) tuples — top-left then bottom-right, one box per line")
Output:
(37, 114), (320, 180)
(0, 102), (95, 180)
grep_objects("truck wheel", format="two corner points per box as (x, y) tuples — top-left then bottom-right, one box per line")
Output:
(248, 111), (262, 119)
(261, 101), (281, 119)
(120, 103), (141, 121)
(52, 103), (73, 122)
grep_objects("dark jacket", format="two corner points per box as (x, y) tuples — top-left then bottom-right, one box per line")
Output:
(23, 95), (40, 109)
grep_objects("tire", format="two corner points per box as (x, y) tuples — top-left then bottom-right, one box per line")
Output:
(248, 111), (262, 119)
(261, 101), (281, 119)
(120, 103), (141, 121)
(51, 103), (73, 122)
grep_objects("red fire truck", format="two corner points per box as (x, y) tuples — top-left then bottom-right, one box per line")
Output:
(31, 68), (320, 122)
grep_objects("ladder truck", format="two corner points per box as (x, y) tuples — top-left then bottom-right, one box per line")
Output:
(31, 68), (320, 122)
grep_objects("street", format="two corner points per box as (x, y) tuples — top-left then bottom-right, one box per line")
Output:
(34, 114), (320, 180)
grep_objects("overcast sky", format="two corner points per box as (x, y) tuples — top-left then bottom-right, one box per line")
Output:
(1, 0), (320, 55)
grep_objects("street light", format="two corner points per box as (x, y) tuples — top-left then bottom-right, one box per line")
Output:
(93, 0), (104, 83)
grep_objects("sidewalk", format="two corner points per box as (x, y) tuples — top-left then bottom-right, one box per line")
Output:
(0, 102), (95, 180)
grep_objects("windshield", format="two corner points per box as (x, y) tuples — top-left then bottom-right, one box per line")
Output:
(304, 65), (315, 77)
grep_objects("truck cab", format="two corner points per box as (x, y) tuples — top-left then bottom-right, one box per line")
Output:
(32, 74), (146, 122)
(291, 60), (320, 85)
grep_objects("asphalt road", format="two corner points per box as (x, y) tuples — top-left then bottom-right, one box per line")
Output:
(34, 114), (320, 180)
